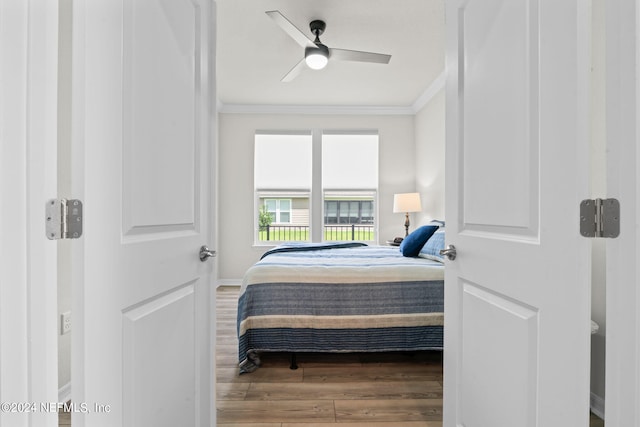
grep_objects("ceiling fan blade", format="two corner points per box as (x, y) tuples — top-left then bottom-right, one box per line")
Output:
(266, 10), (314, 48)
(281, 58), (306, 82)
(329, 48), (391, 64)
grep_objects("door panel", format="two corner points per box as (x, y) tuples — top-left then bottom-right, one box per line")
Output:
(71, 1), (215, 426)
(460, 0), (539, 233)
(123, 0), (200, 234)
(122, 284), (195, 426)
(460, 282), (538, 426)
(445, 0), (591, 426)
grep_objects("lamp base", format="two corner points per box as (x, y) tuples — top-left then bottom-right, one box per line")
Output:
(404, 212), (410, 237)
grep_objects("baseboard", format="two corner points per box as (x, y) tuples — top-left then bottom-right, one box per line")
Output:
(590, 391), (605, 419)
(216, 279), (242, 288)
(58, 382), (71, 403)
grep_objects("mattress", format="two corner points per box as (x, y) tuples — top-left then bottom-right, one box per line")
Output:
(237, 243), (445, 373)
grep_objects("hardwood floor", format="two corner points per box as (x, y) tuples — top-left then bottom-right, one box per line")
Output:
(590, 413), (605, 427)
(217, 285), (444, 426)
(58, 410), (71, 426)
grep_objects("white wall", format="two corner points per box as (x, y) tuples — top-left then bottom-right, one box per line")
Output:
(415, 88), (446, 224)
(217, 112), (416, 280)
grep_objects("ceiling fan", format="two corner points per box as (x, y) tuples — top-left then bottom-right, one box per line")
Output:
(266, 10), (392, 82)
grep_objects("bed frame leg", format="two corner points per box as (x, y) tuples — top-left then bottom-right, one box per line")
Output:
(289, 353), (298, 370)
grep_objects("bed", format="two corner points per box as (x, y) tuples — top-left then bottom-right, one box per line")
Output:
(237, 239), (445, 373)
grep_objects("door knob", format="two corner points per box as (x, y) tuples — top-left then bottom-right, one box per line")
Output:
(439, 244), (457, 261)
(199, 245), (216, 262)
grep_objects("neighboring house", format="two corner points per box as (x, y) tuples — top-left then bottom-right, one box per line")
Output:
(259, 196), (309, 226)
(258, 194), (377, 242)
(259, 196), (374, 226)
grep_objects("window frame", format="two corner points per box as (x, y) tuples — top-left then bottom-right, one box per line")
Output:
(253, 130), (379, 245)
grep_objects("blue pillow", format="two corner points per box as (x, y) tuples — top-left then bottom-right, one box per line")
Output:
(399, 225), (439, 257)
(419, 229), (446, 262)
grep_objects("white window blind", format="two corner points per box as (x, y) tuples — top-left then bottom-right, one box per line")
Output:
(254, 133), (312, 190)
(322, 133), (378, 190)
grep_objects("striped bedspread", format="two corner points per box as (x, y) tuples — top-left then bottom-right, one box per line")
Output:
(237, 244), (444, 373)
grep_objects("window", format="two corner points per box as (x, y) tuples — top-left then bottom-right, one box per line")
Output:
(322, 192), (376, 241)
(324, 199), (374, 224)
(264, 198), (291, 223)
(322, 133), (378, 241)
(254, 131), (378, 243)
(254, 133), (311, 243)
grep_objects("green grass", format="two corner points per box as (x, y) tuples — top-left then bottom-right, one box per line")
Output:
(258, 229), (374, 242)
(258, 229), (309, 241)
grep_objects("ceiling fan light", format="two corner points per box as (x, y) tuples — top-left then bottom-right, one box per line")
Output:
(306, 53), (328, 70)
(305, 45), (329, 70)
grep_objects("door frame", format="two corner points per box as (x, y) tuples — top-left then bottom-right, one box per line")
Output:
(0, 0), (59, 426)
(605, 0), (640, 424)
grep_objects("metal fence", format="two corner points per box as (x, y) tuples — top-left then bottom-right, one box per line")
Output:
(259, 224), (375, 241)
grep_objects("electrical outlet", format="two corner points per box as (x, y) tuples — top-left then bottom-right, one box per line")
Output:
(61, 311), (71, 335)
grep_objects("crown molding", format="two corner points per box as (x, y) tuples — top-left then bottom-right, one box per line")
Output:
(411, 70), (446, 113)
(217, 103), (415, 116)
(216, 69), (446, 116)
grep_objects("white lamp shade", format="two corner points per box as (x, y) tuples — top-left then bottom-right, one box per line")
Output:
(393, 192), (422, 213)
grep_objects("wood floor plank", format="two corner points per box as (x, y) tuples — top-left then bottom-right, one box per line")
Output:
(283, 422), (442, 427)
(58, 412), (71, 426)
(218, 352), (241, 367)
(334, 398), (443, 422)
(218, 366), (304, 384)
(245, 381), (442, 400)
(302, 365), (442, 383)
(590, 413), (605, 427)
(217, 400), (336, 423)
(217, 382), (251, 400)
(218, 424), (281, 427)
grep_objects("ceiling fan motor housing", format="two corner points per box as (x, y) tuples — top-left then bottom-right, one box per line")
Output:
(309, 20), (326, 37)
(305, 43), (329, 57)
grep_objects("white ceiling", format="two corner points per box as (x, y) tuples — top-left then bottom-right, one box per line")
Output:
(216, 0), (445, 110)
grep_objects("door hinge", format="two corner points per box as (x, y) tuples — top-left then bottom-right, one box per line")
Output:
(580, 198), (619, 238)
(46, 199), (83, 240)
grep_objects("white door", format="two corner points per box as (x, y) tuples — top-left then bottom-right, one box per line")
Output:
(443, 1), (591, 426)
(605, 0), (640, 424)
(70, 1), (216, 426)
(0, 1), (58, 426)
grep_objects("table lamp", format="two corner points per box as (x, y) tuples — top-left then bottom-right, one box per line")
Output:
(393, 193), (422, 237)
